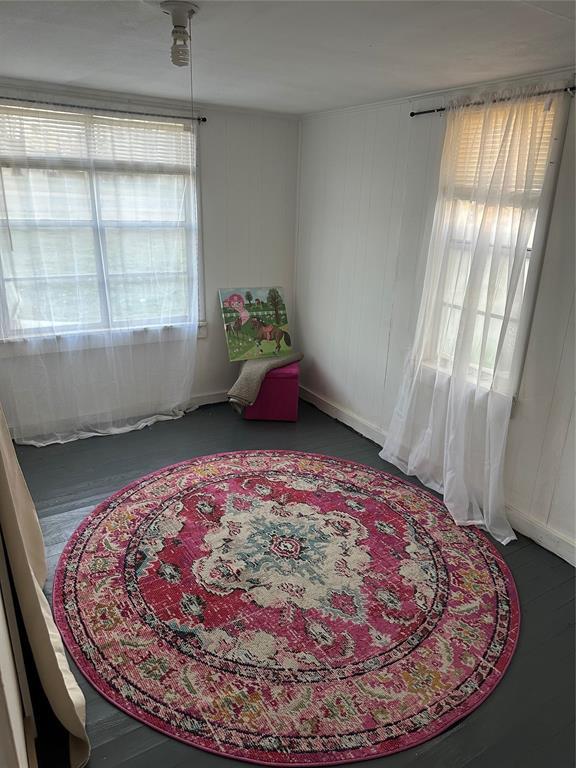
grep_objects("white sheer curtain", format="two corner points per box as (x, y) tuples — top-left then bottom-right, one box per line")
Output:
(0, 105), (199, 445)
(380, 87), (570, 543)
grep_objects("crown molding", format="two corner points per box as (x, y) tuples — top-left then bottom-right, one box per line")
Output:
(301, 66), (575, 119)
(1, 68), (572, 123)
(0, 77), (300, 121)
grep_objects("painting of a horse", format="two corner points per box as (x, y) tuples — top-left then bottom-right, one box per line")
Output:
(219, 286), (292, 361)
(251, 318), (292, 354)
(225, 316), (243, 337)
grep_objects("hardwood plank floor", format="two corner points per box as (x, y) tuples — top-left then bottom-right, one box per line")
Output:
(16, 402), (575, 768)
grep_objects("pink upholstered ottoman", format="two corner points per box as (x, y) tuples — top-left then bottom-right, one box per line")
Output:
(243, 361), (300, 422)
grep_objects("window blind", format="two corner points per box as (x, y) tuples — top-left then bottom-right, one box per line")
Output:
(0, 106), (194, 168)
(452, 97), (555, 195)
(0, 103), (198, 338)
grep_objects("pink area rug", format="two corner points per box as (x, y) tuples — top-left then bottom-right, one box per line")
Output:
(53, 450), (520, 764)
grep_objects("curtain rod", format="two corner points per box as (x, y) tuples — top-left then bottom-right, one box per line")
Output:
(0, 95), (207, 123)
(409, 85), (575, 117)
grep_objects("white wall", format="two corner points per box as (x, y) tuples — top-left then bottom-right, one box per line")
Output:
(295, 95), (445, 440)
(295, 93), (575, 563)
(195, 107), (298, 397)
(505, 104), (575, 562)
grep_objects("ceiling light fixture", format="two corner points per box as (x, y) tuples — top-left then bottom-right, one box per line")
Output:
(159, 0), (206, 123)
(160, 1), (198, 67)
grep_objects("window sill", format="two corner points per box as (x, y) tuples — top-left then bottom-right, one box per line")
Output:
(420, 360), (517, 399)
(422, 360), (492, 386)
(0, 321), (208, 357)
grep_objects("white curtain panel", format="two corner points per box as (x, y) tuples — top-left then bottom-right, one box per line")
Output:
(381, 87), (571, 543)
(0, 105), (199, 445)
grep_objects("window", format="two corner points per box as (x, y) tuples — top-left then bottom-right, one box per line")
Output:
(436, 204), (536, 375)
(429, 97), (558, 384)
(0, 105), (198, 339)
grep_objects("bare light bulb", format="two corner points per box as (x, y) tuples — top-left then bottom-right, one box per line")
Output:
(171, 26), (190, 67)
(160, 1), (198, 68)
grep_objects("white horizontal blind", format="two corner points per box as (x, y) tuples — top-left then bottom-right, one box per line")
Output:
(0, 106), (194, 168)
(0, 105), (198, 339)
(451, 98), (555, 198)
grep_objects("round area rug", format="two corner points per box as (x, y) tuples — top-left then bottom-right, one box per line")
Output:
(54, 451), (520, 765)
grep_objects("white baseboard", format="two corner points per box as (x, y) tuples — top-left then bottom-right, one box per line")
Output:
(300, 385), (575, 566)
(299, 386), (386, 445)
(506, 505), (575, 566)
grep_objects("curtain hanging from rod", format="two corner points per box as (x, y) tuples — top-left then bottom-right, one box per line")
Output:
(381, 84), (572, 543)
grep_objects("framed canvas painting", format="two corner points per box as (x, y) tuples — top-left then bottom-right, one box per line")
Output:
(218, 287), (293, 362)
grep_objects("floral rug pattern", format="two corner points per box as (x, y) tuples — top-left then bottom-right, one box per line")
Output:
(53, 451), (520, 764)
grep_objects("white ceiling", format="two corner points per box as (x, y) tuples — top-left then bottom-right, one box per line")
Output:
(0, 1), (573, 114)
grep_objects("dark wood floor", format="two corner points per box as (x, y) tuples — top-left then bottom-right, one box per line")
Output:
(16, 402), (576, 768)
